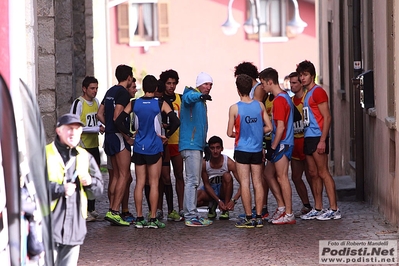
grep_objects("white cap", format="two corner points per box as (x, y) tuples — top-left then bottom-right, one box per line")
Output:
(196, 72), (213, 88)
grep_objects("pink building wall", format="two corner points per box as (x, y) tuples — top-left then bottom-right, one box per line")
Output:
(108, 0), (317, 149)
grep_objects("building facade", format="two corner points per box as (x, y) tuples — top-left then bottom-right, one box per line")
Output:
(95, 0), (317, 149)
(318, 0), (399, 225)
(0, 0), (95, 143)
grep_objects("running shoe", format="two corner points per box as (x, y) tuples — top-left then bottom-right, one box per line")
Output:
(300, 208), (325, 220)
(255, 218), (264, 228)
(156, 209), (164, 220)
(261, 211), (269, 221)
(185, 217), (213, 227)
(219, 211), (230, 220)
(272, 213), (296, 225)
(238, 207), (256, 219)
(86, 211), (96, 222)
(235, 218), (256, 228)
(294, 206), (312, 218)
(104, 211), (130, 226)
(316, 209), (341, 220)
(121, 212), (136, 224)
(167, 210), (183, 221)
(207, 202), (217, 219)
(134, 219), (148, 228)
(179, 210), (185, 221)
(147, 219), (166, 228)
(90, 210), (99, 218)
(268, 208), (285, 223)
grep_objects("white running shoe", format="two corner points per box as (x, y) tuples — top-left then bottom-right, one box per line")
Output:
(268, 208), (285, 223)
(300, 208), (325, 220)
(316, 209), (342, 220)
(272, 213), (296, 225)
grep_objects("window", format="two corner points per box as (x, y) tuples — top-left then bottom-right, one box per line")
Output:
(117, 0), (169, 48)
(246, 0), (289, 42)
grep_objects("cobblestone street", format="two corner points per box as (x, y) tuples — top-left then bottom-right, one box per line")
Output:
(78, 167), (398, 266)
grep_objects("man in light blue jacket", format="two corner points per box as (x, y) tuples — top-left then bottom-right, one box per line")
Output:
(179, 72), (214, 227)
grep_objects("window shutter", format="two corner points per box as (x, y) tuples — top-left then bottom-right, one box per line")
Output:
(158, 0), (169, 42)
(117, 3), (130, 44)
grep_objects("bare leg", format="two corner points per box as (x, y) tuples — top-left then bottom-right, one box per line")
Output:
(134, 164), (146, 218)
(306, 155), (323, 210)
(251, 164), (264, 216)
(107, 168), (114, 209)
(147, 158), (162, 218)
(313, 152), (337, 210)
(291, 159), (310, 205)
(110, 148), (131, 211)
(221, 172), (233, 207)
(197, 189), (211, 207)
(264, 162), (284, 207)
(121, 173), (132, 213)
(274, 156), (292, 214)
(236, 162), (252, 216)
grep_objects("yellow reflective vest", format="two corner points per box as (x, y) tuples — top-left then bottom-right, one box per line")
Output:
(46, 143), (88, 218)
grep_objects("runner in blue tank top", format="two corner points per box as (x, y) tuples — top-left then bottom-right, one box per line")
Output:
(115, 75), (180, 229)
(227, 74), (272, 228)
(259, 67), (296, 225)
(296, 60), (341, 221)
(234, 101), (264, 153)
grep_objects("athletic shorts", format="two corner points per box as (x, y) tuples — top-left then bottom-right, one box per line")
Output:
(199, 182), (222, 197)
(168, 144), (180, 157)
(132, 152), (162, 165)
(270, 144), (293, 163)
(104, 132), (131, 156)
(234, 150), (263, 164)
(292, 138), (306, 161)
(304, 136), (330, 155)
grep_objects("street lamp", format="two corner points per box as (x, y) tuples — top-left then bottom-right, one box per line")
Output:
(221, 0), (264, 68)
(221, 0), (241, 36)
(221, 0), (308, 69)
(286, 0), (308, 37)
(243, 0), (259, 35)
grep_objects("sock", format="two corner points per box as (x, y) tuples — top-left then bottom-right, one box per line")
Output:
(164, 184), (173, 212)
(315, 208), (322, 211)
(278, 206), (286, 212)
(286, 213), (294, 217)
(256, 215), (261, 219)
(88, 199), (95, 212)
(136, 216), (144, 221)
(246, 215), (252, 220)
(304, 204), (312, 209)
(144, 184), (151, 210)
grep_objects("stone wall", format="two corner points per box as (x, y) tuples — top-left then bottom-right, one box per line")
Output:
(36, 0), (94, 143)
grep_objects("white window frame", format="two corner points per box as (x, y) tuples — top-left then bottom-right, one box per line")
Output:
(128, 0), (160, 49)
(247, 0), (289, 43)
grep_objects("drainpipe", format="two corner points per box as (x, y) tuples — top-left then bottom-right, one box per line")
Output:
(352, 0), (364, 201)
